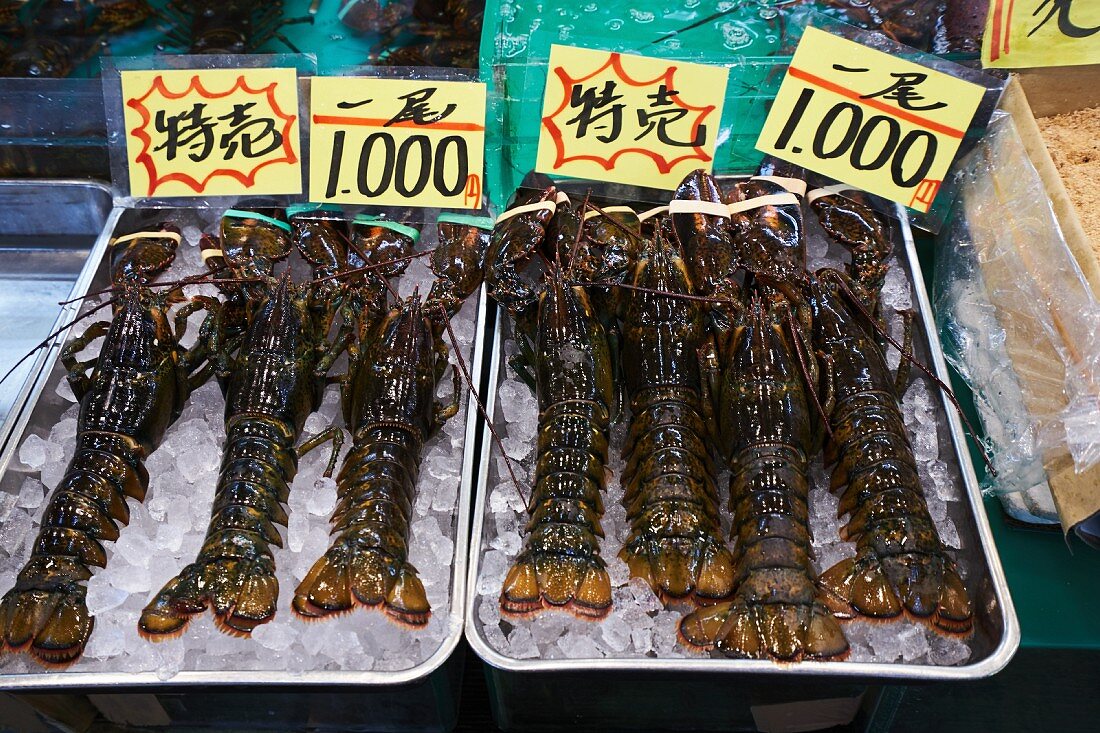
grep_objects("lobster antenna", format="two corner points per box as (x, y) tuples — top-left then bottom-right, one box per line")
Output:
(591, 279), (736, 308)
(308, 249), (437, 287)
(57, 266), (236, 305)
(820, 268), (997, 477)
(435, 301), (531, 508)
(0, 297), (115, 388)
(564, 190), (592, 281)
(785, 307), (834, 442)
(330, 223), (415, 302)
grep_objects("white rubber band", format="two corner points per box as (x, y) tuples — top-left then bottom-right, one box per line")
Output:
(200, 247), (224, 263)
(806, 184), (857, 204)
(495, 200), (557, 225)
(636, 205), (668, 222)
(727, 193), (801, 215)
(750, 175), (807, 197)
(582, 205), (637, 222)
(668, 199), (731, 219)
(111, 230), (182, 245)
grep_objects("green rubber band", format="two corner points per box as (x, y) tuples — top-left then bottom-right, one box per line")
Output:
(437, 213), (495, 230)
(352, 215), (421, 242)
(286, 203), (342, 217)
(223, 209), (292, 233)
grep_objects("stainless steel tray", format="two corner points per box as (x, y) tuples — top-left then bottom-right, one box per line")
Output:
(0, 179), (116, 464)
(465, 205), (1019, 683)
(0, 209), (484, 691)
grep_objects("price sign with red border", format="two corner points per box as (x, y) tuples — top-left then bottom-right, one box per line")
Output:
(756, 26), (986, 213)
(120, 67), (302, 198)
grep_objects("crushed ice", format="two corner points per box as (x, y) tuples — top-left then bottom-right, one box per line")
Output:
(0, 209), (476, 678)
(476, 211), (976, 668)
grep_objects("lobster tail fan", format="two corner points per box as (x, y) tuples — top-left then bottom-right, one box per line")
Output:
(0, 581), (93, 667)
(817, 555), (904, 620)
(679, 601), (849, 662)
(818, 553), (973, 634)
(382, 563), (431, 627)
(935, 565), (973, 634)
(139, 557), (280, 639)
(620, 535), (735, 605)
(500, 554), (611, 620)
(293, 544), (431, 627)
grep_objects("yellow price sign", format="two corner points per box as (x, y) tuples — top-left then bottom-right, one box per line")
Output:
(985, 0), (1100, 68)
(756, 27), (986, 213)
(120, 68), (302, 198)
(535, 44), (729, 190)
(309, 77), (486, 209)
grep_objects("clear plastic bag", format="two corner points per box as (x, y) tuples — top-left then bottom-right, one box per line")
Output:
(934, 110), (1100, 526)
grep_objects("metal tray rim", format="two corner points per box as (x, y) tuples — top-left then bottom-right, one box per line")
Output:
(0, 234), (486, 690)
(463, 208), (1020, 682)
(0, 179), (118, 469)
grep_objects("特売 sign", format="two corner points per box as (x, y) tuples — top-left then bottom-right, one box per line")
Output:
(120, 67), (302, 198)
(535, 44), (729, 190)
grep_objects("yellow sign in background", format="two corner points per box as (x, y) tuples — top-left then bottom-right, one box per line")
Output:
(120, 67), (302, 198)
(535, 44), (729, 190)
(309, 77), (487, 209)
(984, 0), (1100, 68)
(756, 27), (986, 213)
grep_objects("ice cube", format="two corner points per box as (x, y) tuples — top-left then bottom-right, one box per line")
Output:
(506, 626), (540, 659)
(898, 624), (931, 662)
(557, 631), (602, 658)
(18, 434), (48, 470)
(928, 634), (971, 666)
(477, 550), (509, 594)
(16, 477), (46, 509)
(253, 623), (296, 651)
(0, 493), (17, 524)
(84, 622), (125, 659)
(630, 625), (653, 654)
(109, 565), (151, 593)
(489, 530), (522, 556)
(600, 615), (631, 652)
(55, 377), (77, 403)
(85, 583), (129, 615)
(306, 478), (338, 516)
(0, 512), (31, 556)
(154, 522), (187, 554)
(939, 517), (961, 549)
(114, 533), (152, 568)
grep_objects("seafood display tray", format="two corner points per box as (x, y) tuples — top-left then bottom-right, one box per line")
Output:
(0, 180), (114, 465)
(0, 205), (484, 721)
(465, 203), (1019, 725)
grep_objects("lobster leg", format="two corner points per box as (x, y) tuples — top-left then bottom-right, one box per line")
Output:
(60, 321), (110, 400)
(893, 310), (915, 396)
(299, 427), (344, 479)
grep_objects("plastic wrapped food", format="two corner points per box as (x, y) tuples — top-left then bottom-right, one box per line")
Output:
(934, 109), (1100, 540)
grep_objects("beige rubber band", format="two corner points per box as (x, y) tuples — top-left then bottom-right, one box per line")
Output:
(806, 184), (857, 204)
(495, 200), (557, 225)
(555, 191), (571, 206)
(200, 247), (224, 263)
(111, 230), (182, 245)
(668, 199), (731, 218)
(727, 192), (800, 215)
(637, 205), (668, 222)
(582, 205), (637, 222)
(750, 175), (807, 197)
